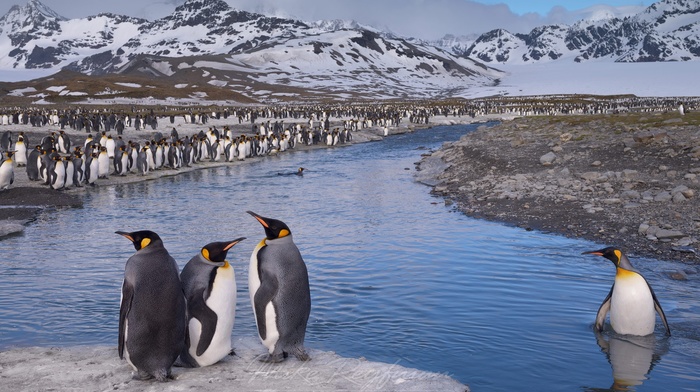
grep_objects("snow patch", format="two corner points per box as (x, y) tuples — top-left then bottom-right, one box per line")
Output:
(45, 86), (66, 92)
(115, 82), (142, 88)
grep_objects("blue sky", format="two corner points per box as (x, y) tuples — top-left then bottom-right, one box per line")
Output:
(477, 0), (650, 15)
(0, 0), (654, 39)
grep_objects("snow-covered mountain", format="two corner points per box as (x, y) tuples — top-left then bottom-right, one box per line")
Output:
(464, 0), (700, 63)
(0, 0), (502, 102)
(0, 0), (697, 103)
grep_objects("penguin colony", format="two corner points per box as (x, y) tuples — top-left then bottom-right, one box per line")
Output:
(0, 119), (359, 190)
(1, 105), (677, 381)
(115, 211), (311, 381)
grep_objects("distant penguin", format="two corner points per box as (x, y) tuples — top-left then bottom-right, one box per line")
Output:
(0, 151), (15, 190)
(583, 247), (670, 336)
(178, 238), (246, 368)
(26, 145), (41, 181)
(106, 135), (116, 158)
(86, 152), (99, 185)
(49, 155), (66, 190)
(247, 211), (311, 362)
(114, 146), (128, 176)
(116, 230), (186, 381)
(97, 146), (110, 179)
(0, 130), (12, 152)
(57, 131), (71, 154)
(136, 147), (148, 175)
(64, 156), (74, 189)
(14, 134), (27, 166)
(72, 153), (84, 187)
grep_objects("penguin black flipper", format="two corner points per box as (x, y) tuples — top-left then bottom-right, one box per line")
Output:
(647, 281), (671, 336)
(595, 285), (613, 332)
(118, 280), (134, 359)
(254, 263), (279, 341)
(187, 288), (219, 356)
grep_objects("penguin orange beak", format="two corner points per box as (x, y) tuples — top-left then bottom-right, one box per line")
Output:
(224, 237), (247, 251)
(115, 231), (134, 242)
(581, 250), (604, 256)
(246, 211), (269, 228)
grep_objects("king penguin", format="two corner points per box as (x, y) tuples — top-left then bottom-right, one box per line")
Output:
(247, 211), (311, 362)
(582, 247), (670, 336)
(116, 230), (186, 381)
(178, 238), (246, 368)
(0, 151), (15, 190)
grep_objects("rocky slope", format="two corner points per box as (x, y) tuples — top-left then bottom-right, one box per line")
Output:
(464, 0), (700, 63)
(421, 111), (700, 265)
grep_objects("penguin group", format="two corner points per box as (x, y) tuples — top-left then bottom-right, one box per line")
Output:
(116, 211), (310, 381)
(0, 119), (359, 190)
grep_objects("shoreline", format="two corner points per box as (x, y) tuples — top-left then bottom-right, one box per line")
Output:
(0, 115), (478, 390)
(0, 113), (503, 237)
(418, 112), (700, 269)
(0, 337), (467, 391)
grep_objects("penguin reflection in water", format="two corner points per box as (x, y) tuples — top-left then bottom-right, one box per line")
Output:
(247, 211), (311, 362)
(582, 247), (670, 336)
(116, 230), (186, 381)
(593, 331), (669, 391)
(177, 238), (246, 368)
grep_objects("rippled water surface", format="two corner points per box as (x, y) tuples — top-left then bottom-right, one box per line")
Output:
(2, 124), (699, 391)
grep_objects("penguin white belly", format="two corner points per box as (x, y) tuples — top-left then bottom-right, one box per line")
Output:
(189, 265), (237, 366)
(610, 272), (655, 335)
(248, 241), (264, 311)
(262, 302), (280, 353)
(123, 320), (137, 371)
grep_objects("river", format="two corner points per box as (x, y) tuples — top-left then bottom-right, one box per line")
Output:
(1, 123), (698, 391)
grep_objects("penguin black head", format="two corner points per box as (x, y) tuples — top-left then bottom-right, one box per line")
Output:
(116, 230), (162, 251)
(201, 238), (246, 262)
(247, 211), (291, 240)
(582, 246), (634, 270)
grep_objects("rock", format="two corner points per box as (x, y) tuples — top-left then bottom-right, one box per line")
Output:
(602, 198), (622, 204)
(591, 160), (602, 167)
(559, 133), (572, 142)
(540, 152), (556, 166)
(655, 229), (685, 240)
(621, 190), (641, 199)
(580, 172), (600, 181)
(621, 169), (639, 180)
(672, 192), (686, 203)
(665, 270), (688, 281)
(0, 221), (26, 238)
(654, 191), (672, 202)
(638, 223), (650, 235)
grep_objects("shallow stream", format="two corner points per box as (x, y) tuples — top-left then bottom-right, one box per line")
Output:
(1, 123), (698, 391)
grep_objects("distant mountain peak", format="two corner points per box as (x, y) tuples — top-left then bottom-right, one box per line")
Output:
(4, 0), (67, 22)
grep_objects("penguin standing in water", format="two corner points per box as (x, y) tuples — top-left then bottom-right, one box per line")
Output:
(178, 238), (246, 368)
(247, 211), (311, 362)
(582, 247), (670, 336)
(116, 230), (186, 381)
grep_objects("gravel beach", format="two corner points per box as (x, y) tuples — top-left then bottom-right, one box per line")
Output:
(419, 111), (700, 269)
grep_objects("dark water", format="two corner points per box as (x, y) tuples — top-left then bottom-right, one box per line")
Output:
(1, 123), (699, 391)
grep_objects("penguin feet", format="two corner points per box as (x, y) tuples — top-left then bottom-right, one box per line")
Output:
(293, 349), (311, 362)
(228, 348), (236, 356)
(259, 352), (286, 363)
(132, 370), (154, 381)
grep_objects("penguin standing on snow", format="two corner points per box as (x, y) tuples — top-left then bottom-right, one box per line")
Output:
(582, 247), (670, 336)
(178, 238), (246, 368)
(247, 211), (311, 362)
(116, 230), (186, 381)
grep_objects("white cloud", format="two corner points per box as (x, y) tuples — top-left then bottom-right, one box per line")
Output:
(0, 0), (650, 40)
